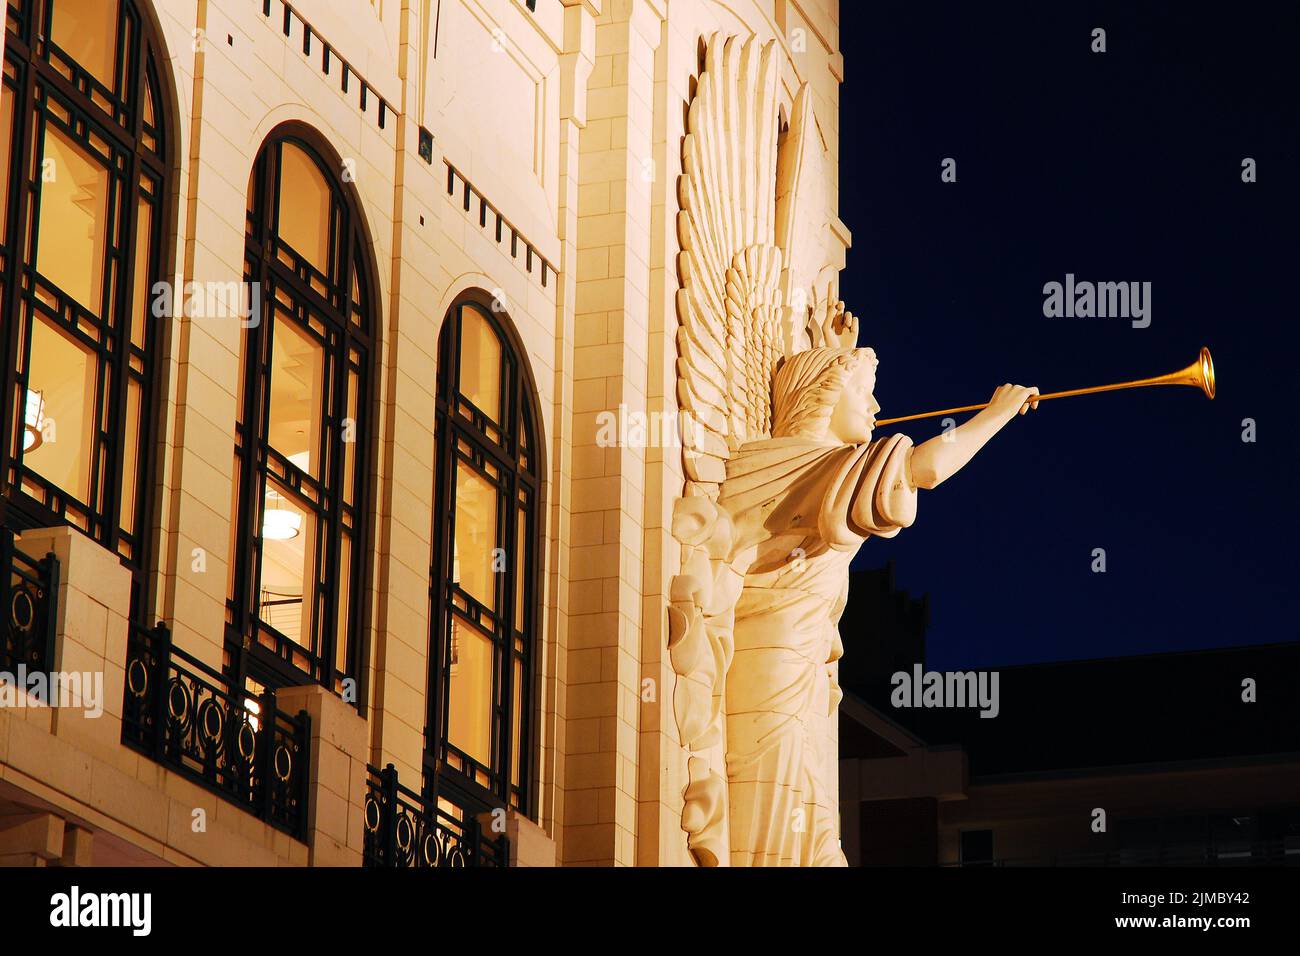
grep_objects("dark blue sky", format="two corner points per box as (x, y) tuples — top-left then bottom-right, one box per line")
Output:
(838, 1), (1299, 669)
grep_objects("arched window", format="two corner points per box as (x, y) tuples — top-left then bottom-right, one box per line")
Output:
(0, 0), (171, 612)
(429, 293), (539, 818)
(228, 130), (373, 699)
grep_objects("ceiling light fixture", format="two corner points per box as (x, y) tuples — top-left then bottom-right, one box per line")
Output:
(262, 507), (302, 540)
(262, 484), (302, 540)
(23, 389), (44, 453)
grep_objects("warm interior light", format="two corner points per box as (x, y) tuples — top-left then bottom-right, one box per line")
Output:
(23, 389), (44, 452)
(262, 506), (302, 540)
(262, 467), (305, 540)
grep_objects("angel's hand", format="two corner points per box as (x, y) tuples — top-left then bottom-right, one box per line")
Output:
(832, 303), (859, 348)
(810, 294), (858, 349)
(984, 384), (1040, 420)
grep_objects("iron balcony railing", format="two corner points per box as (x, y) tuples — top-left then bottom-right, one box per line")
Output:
(948, 838), (1300, 867)
(0, 526), (58, 679)
(364, 763), (509, 868)
(122, 621), (311, 840)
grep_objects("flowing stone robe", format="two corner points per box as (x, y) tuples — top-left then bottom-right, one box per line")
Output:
(719, 433), (918, 866)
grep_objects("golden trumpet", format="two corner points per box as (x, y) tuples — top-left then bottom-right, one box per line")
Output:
(874, 347), (1215, 427)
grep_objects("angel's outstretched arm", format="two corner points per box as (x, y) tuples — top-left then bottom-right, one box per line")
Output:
(907, 384), (1039, 490)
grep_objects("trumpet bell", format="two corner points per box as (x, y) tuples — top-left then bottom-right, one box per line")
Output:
(1198, 347), (1216, 400)
(1158, 346), (1215, 399)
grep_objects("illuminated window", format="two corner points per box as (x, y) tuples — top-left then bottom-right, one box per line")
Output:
(429, 295), (539, 817)
(227, 131), (373, 700)
(1, 0), (170, 612)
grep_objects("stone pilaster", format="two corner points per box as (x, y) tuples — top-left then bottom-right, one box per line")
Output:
(563, 0), (663, 866)
(277, 683), (369, 866)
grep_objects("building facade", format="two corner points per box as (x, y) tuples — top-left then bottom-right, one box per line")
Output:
(0, 0), (848, 867)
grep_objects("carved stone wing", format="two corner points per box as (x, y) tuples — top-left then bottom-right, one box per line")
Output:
(677, 33), (791, 464)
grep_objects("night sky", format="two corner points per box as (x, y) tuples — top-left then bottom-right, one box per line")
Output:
(837, 1), (1299, 669)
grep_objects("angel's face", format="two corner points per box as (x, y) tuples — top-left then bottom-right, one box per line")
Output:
(828, 355), (880, 444)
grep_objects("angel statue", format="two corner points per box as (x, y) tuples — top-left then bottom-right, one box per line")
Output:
(667, 35), (1039, 867)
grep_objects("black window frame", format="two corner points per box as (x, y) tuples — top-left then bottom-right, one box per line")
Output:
(426, 291), (541, 821)
(0, 0), (172, 617)
(228, 126), (376, 707)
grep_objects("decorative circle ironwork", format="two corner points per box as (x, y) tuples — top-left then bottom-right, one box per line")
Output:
(126, 658), (149, 698)
(166, 678), (190, 724)
(447, 843), (467, 867)
(421, 830), (441, 867)
(235, 722), (257, 762)
(198, 698), (224, 745)
(395, 814), (414, 852)
(364, 796), (381, 833)
(10, 587), (34, 632)
(273, 743), (293, 782)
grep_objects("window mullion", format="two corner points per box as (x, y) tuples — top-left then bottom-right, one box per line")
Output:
(499, 476), (517, 806)
(322, 325), (345, 685)
(428, 414), (451, 768)
(104, 120), (140, 561)
(0, 53), (35, 511)
(251, 274), (276, 655)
